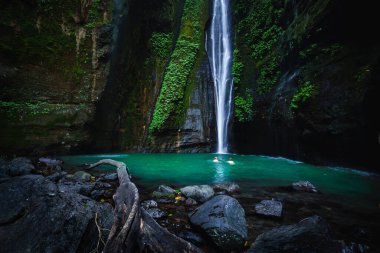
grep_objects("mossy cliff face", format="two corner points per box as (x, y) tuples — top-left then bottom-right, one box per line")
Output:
(0, 0), (115, 155)
(92, 0), (213, 153)
(231, 0), (380, 168)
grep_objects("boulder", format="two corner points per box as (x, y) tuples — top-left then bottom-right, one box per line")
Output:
(99, 173), (118, 182)
(4, 157), (34, 176)
(0, 175), (113, 253)
(292, 181), (318, 193)
(189, 195), (247, 250)
(73, 171), (91, 182)
(180, 185), (214, 203)
(247, 215), (343, 253)
(185, 198), (198, 206)
(213, 182), (240, 194)
(254, 199), (283, 218)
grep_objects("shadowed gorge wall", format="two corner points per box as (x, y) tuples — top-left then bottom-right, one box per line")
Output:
(0, 0), (114, 155)
(231, 0), (380, 169)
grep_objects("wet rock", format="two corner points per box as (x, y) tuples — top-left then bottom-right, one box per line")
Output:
(292, 181), (318, 193)
(46, 172), (67, 183)
(145, 208), (166, 219)
(178, 231), (204, 246)
(38, 157), (63, 171)
(141, 200), (158, 209)
(180, 185), (214, 203)
(73, 171), (91, 182)
(90, 189), (105, 201)
(152, 191), (175, 200)
(189, 195), (247, 250)
(185, 198), (198, 206)
(94, 182), (112, 189)
(341, 242), (369, 253)
(247, 216), (343, 253)
(158, 185), (176, 194)
(3, 157), (34, 177)
(57, 180), (94, 196)
(0, 175), (113, 252)
(213, 182), (240, 194)
(254, 199), (283, 218)
(99, 173), (118, 182)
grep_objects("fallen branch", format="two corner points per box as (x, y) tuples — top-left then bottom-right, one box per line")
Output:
(88, 159), (203, 253)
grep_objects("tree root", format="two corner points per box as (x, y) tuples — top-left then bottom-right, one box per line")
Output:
(88, 159), (203, 253)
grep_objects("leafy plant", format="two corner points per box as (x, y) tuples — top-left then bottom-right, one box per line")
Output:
(290, 81), (318, 109)
(234, 90), (253, 122)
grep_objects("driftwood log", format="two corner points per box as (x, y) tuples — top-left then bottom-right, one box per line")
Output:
(88, 159), (203, 253)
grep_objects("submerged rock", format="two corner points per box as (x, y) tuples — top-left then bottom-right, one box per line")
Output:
(254, 199), (283, 218)
(247, 215), (343, 253)
(0, 175), (113, 252)
(189, 195), (247, 250)
(180, 185), (214, 203)
(213, 182), (240, 194)
(292, 181), (318, 193)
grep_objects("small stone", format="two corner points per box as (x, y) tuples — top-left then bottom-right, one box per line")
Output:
(292, 181), (318, 193)
(185, 198), (198, 206)
(158, 185), (176, 194)
(145, 208), (166, 219)
(152, 191), (175, 199)
(102, 173), (118, 182)
(141, 200), (158, 209)
(180, 185), (214, 203)
(254, 199), (283, 218)
(91, 189), (105, 201)
(73, 171), (91, 182)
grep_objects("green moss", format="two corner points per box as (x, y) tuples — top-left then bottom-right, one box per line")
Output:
(234, 90), (254, 122)
(234, 0), (284, 95)
(233, 49), (244, 85)
(150, 32), (173, 59)
(149, 0), (205, 133)
(290, 81), (319, 109)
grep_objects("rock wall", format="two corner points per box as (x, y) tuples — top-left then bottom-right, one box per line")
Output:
(0, 0), (116, 155)
(231, 0), (380, 169)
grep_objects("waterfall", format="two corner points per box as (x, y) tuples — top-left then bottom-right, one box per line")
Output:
(206, 0), (233, 154)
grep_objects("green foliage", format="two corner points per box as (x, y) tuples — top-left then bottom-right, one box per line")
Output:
(149, 0), (204, 133)
(234, 91), (253, 122)
(235, 0), (284, 95)
(233, 49), (244, 85)
(290, 81), (318, 109)
(72, 63), (87, 85)
(150, 32), (173, 58)
(355, 65), (371, 82)
(85, 0), (104, 29)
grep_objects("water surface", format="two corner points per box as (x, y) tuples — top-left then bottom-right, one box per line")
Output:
(60, 153), (380, 208)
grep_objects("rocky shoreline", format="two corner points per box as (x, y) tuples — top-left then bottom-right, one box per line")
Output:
(1, 157), (379, 252)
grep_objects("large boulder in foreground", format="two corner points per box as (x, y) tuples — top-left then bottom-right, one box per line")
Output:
(247, 216), (343, 253)
(0, 175), (113, 253)
(189, 195), (247, 250)
(0, 157), (34, 177)
(180, 185), (214, 202)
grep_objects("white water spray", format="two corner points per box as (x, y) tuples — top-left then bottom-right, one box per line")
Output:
(206, 0), (233, 154)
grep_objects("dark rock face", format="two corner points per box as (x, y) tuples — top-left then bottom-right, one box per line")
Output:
(0, 175), (113, 253)
(180, 185), (214, 203)
(247, 216), (343, 253)
(189, 195), (247, 250)
(254, 199), (283, 218)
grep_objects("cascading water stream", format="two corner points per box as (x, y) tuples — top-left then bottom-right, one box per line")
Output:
(206, 0), (233, 154)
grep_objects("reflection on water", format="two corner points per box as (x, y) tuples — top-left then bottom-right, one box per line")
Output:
(212, 156), (234, 183)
